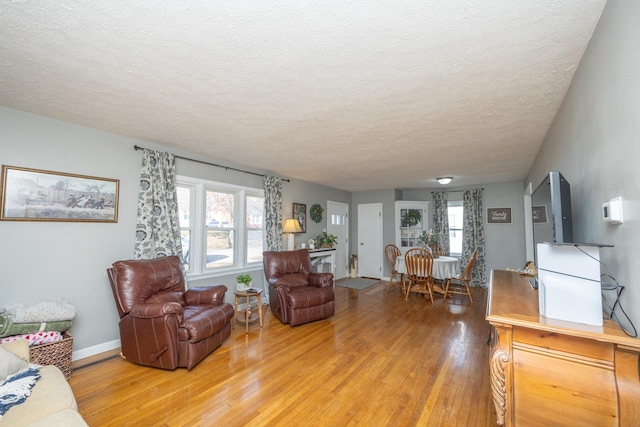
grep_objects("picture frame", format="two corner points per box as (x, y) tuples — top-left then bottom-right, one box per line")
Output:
(532, 205), (548, 223)
(1, 165), (120, 222)
(487, 207), (512, 224)
(293, 202), (306, 233)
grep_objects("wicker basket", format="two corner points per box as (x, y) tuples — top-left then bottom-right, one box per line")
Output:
(29, 330), (73, 380)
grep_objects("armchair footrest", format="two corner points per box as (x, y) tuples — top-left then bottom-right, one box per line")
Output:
(287, 286), (334, 308)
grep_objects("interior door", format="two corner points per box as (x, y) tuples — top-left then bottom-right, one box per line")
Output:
(357, 203), (383, 279)
(326, 201), (349, 280)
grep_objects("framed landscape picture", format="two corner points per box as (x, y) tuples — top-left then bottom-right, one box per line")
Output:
(293, 202), (306, 233)
(0, 165), (119, 222)
(487, 207), (512, 224)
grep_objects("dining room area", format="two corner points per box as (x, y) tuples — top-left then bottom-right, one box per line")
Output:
(385, 243), (477, 304)
(390, 194), (486, 303)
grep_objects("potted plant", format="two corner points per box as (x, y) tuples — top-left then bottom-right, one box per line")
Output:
(401, 209), (422, 228)
(418, 229), (443, 244)
(417, 230), (443, 257)
(315, 232), (338, 248)
(236, 273), (252, 291)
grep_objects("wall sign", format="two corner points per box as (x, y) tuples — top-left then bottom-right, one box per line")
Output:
(487, 207), (512, 224)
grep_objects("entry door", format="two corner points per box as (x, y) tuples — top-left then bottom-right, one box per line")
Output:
(357, 203), (383, 279)
(327, 201), (349, 280)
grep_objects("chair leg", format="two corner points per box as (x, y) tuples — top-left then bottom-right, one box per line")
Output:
(400, 273), (406, 295)
(445, 278), (474, 304)
(405, 280), (413, 300)
(386, 271), (397, 291)
(427, 281), (434, 303)
(464, 280), (474, 304)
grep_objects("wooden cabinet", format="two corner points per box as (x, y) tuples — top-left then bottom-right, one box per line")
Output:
(395, 201), (429, 255)
(487, 270), (640, 426)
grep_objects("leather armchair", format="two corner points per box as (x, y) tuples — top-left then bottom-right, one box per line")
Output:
(263, 249), (335, 326)
(107, 256), (234, 370)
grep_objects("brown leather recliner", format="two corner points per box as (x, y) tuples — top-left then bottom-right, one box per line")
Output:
(107, 256), (234, 370)
(263, 249), (335, 326)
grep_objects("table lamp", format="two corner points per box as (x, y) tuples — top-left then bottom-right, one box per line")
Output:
(283, 218), (302, 251)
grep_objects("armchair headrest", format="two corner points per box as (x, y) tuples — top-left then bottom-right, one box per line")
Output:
(108, 256), (185, 317)
(263, 249), (312, 280)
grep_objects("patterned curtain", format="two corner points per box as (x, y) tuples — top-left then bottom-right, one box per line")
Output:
(431, 191), (450, 255)
(133, 149), (184, 261)
(263, 176), (283, 304)
(462, 188), (486, 287)
(263, 176), (283, 251)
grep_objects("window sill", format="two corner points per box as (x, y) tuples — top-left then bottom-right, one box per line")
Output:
(185, 265), (263, 282)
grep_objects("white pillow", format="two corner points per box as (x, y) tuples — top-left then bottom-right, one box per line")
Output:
(0, 346), (29, 381)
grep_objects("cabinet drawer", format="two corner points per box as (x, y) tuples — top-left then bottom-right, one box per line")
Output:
(513, 348), (618, 426)
(514, 327), (614, 362)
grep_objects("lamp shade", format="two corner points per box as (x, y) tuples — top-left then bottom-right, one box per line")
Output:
(283, 218), (301, 251)
(283, 218), (302, 233)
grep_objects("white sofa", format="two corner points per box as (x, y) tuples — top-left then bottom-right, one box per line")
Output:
(0, 339), (88, 426)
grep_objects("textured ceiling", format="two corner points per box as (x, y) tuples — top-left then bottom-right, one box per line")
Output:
(0, 1), (606, 192)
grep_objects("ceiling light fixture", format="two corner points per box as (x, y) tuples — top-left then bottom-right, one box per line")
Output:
(436, 177), (453, 185)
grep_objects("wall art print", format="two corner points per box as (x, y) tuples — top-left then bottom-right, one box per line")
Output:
(0, 165), (119, 222)
(532, 205), (548, 223)
(293, 202), (306, 233)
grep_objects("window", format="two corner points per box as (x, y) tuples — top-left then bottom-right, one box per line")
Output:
(176, 176), (264, 277)
(448, 202), (463, 256)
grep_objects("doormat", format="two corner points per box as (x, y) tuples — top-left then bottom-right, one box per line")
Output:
(335, 278), (381, 290)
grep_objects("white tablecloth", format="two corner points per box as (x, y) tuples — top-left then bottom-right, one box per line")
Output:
(395, 255), (460, 280)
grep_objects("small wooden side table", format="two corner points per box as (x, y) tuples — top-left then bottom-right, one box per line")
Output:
(233, 288), (264, 334)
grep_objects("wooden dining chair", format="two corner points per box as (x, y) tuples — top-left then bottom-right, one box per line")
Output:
(444, 249), (478, 303)
(404, 247), (435, 302)
(385, 244), (405, 294)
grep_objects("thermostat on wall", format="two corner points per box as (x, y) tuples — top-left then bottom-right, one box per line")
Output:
(602, 197), (623, 224)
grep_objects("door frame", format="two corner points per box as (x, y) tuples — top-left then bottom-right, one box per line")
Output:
(326, 200), (349, 280)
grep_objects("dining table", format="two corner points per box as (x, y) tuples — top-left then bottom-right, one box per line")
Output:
(395, 254), (460, 295)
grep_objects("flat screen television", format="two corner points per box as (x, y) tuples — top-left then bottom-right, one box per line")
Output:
(531, 171), (573, 264)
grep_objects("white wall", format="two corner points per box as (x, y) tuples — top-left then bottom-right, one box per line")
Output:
(0, 106), (349, 358)
(527, 0), (640, 335)
(1, 106), (141, 357)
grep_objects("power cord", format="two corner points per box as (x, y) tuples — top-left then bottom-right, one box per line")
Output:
(575, 245), (637, 338)
(601, 275), (637, 338)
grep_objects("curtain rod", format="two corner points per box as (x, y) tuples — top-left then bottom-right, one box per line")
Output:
(133, 145), (289, 182)
(432, 188), (484, 194)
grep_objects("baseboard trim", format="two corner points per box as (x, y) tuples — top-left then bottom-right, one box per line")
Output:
(71, 339), (121, 368)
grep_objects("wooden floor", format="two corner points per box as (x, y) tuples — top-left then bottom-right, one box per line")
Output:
(70, 281), (498, 426)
